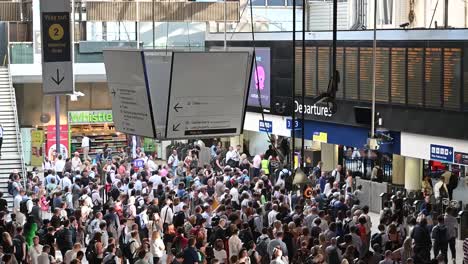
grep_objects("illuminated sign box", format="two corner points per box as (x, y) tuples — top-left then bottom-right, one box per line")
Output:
(68, 110), (113, 124)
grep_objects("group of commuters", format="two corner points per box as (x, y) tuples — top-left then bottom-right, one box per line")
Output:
(0, 139), (466, 264)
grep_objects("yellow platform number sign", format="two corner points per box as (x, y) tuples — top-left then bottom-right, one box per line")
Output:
(48, 24), (64, 41)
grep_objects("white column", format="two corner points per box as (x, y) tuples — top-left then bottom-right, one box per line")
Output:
(33, 0), (41, 63)
(404, 157), (422, 192)
(320, 143), (338, 172)
(392, 154), (405, 185)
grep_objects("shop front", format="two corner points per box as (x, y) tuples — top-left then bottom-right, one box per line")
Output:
(400, 132), (468, 204)
(68, 110), (127, 157)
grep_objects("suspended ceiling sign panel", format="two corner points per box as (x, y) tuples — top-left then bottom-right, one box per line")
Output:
(104, 49), (252, 140)
(142, 51), (172, 139)
(165, 51), (253, 139)
(103, 49), (157, 138)
(40, 0), (73, 94)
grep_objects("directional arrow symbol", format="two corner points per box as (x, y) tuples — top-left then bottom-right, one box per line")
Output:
(111, 89), (116, 97)
(173, 103), (183, 112)
(172, 123), (180, 131)
(51, 69), (64, 86)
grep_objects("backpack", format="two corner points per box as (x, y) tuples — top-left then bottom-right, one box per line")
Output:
(122, 240), (136, 261)
(135, 196), (144, 214)
(371, 232), (383, 249)
(19, 199), (29, 215)
(85, 238), (97, 262)
(439, 184), (448, 198)
(7, 181), (14, 196)
(256, 236), (270, 257)
(249, 250), (259, 264)
(433, 225), (448, 245)
(343, 219), (352, 234)
(173, 211), (185, 228)
(13, 237), (24, 261)
(327, 247), (340, 264)
(55, 229), (66, 249)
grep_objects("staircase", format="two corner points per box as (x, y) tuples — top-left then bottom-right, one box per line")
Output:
(0, 66), (25, 206)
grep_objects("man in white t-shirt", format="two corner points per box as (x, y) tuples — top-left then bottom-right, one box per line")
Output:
(54, 155), (66, 178)
(81, 135), (90, 161)
(331, 164), (343, 185)
(252, 154), (262, 177)
(167, 150), (179, 171)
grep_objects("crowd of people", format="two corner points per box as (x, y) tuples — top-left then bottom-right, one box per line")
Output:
(0, 140), (466, 264)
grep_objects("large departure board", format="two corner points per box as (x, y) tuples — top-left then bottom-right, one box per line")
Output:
(359, 47), (373, 101)
(318, 47), (330, 93)
(425, 48), (442, 108)
(391, 48), (406, 104)
(375, 48), (390, 102)
(294, 43), (465, 111)
(295, 47), (317, 96)
(335, 47), (344, 99)
(345, 47), (358, 100)
(407, 48), (424, 106)
(443, 48), (461, 109)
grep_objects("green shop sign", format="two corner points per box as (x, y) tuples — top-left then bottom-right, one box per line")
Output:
(68, 110), (113, 124)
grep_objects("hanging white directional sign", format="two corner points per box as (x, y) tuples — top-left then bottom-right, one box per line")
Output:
(104, 49), (157, 138)
(40, 0), (73, 94)
(165, 51), (253, 139)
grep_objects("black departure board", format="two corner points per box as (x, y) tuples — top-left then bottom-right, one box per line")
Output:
(375, 48), (390, 102)
(307, 47), (317, 96)
(295, 47), (317, 96)
(425, 48), (442, 108)
(318, 47), (330, 92)
(335, 47), (344, 99)
(465, 48), (468, 110)
(295, 48), (303, 95)
(443, 48), (461, 109)
(345, 47), (358, 100)
(407, 48), (424, 106)
(359, 47), (373, 101)
(295, 43), (465, 111)
(391, 48), (406, 104)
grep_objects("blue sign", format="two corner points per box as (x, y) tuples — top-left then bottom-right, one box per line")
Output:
(135, 159), (145, 168)
(286, 119), (302, 130)
(259, 120), (272, 133)
(430, 144), (454, 162)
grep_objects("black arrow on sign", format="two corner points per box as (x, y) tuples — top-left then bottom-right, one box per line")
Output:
(173, 103), (183, 112)
(111, 89), (116, 97)
(51, 69), (64, 85)
(172, 123), (180, 131)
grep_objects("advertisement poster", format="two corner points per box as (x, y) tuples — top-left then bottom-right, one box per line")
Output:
(30, 130), (44, 167)
(46, 125), (69, 160)
(248, 48), (271, 108)
(454, 152), (468, 165)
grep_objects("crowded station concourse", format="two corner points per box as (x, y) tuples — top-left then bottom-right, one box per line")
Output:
(0, 139), (465, 264)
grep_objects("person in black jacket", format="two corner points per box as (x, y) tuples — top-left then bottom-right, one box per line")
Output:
(411, 218), (431, 264)
(56, 219), (74, 258)
(432, 215), (449, 263)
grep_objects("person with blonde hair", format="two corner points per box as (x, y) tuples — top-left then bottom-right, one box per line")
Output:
(150, 230), (165, 264)
(393, 237), (413, 264)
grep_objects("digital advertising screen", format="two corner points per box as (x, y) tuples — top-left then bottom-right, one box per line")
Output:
(248, 48), (271, 108)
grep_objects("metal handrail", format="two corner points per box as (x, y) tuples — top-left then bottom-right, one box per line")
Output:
(6, 64), (26, 184)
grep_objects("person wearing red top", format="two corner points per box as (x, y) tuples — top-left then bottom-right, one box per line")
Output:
(357, 216), (368, 246)
(173, 227), (189, 251)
